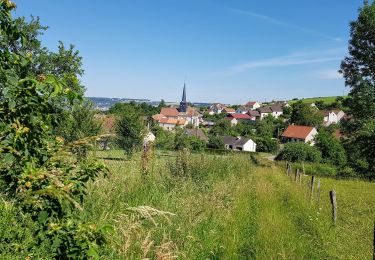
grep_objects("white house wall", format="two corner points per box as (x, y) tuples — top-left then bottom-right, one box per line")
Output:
(305, 128), (318, 145)
(242, 140), (257, 152)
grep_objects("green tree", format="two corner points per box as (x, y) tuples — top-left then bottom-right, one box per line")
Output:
(235, 121), (255, 137)
(152, 126), (175, 150)
(290, 101), (323, 127)
(277, 142), (322, 163)
(54, 99), (102, 143)
(340, 1), (375, 176)
(157, 99), (167, 110)
(340, 1), (375, 87)
(207, 135), (225, 149)
(210, 118), (236, 136)
(116, 110), (145, 157)
(315, 130), (347, 167)
(254, 137), (279, 154)
(0, 1), (107, 257)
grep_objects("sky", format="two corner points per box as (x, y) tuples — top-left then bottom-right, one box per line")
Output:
(14, 0), (363, 104)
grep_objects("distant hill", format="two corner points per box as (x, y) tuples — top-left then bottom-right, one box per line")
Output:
(288, 96), (348, 105)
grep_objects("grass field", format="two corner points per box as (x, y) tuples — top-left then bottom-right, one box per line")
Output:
(81, 149), (375, 259)
(288, 96), (347, 105)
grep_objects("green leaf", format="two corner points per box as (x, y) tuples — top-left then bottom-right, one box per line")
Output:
(37, 211), (48, 224)
(3, 153), (15, 164)
(99, 224), (114, 233)
(87, 246), (99, 260)
(8, 100), (16, 109)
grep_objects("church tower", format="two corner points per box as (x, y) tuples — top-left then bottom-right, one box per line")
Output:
(179, 83), (187, 112)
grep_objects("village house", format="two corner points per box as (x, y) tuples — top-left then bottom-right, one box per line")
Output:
(247, 110), (261, 121)
(236, 106), (250, 114)
(257, 105), (283, 119)
(257, 106), (273, 119)
(281, 125), (318, 145)
(272, 101), (290, 108)
(156, 117), (187, 131)
(208, 103), (226, 114)
(334, 109), (346, 121)
(320, 110), (338, 126)
(225, 117), (238, 126)
(226, 113), (252, 126)
(270, 105), (283, 118)
(222, 107), (236, 114)
(245, 101), (261, 110)
(320, 109), (346, 126)
(160, 107), (179, 119)
(222, 136), (257, 152)
(153, 84), (201, 130)
(184, 128), (209, 142)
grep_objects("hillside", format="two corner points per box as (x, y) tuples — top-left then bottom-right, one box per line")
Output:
(288, 96), (348, 105)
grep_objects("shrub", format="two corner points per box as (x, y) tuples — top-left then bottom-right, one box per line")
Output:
(338, 166), (357, 178)
(277, 142), (322, 163)
(315, 130), (347, 167)
(254, 137), (279, 153)
(207, 135), (225, 149)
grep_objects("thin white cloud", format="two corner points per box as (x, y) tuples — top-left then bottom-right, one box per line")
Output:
(226, 49), (343, 75)
(315, 69), (343, 80)
(230, 8), (341, 42)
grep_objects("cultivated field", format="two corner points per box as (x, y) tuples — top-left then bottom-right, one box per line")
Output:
(83, 149), (375, 259)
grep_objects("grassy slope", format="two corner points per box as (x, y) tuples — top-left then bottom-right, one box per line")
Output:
(288, 96), (347, 105)
(83, 150), (375, 259)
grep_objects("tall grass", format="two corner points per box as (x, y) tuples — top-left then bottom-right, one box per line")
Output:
(81, 149), (375, 258)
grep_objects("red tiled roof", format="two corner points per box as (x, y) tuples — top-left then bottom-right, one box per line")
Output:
(246, 101), (257, 106)
(185, 107), (200, 117)
(160, 107), (179, 117)
(282, 125), (315, 139)
(159, 117), (186, 125)
(152, 114), (166, 121)
(229, 113), (252, 120)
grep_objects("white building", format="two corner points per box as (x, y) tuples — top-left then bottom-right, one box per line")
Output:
(245, 101), (261, 110)
(222, 136), (257, 152)
(281, 125), (318, 145)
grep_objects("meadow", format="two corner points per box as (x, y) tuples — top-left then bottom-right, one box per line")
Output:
(288, 96), (347, 105)
(81, 149), (375, 259)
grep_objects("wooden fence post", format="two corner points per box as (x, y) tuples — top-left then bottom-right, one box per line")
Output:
(294, 169), (299, 182)
(329, 190), (337, 225)
(310, 176), (315, 202)
(317, 180), (321, 206)
(302, 162), (305, 175)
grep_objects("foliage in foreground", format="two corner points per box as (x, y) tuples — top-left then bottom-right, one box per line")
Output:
(0, 1), (107, 257)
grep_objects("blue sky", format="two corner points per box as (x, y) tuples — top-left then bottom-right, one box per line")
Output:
(15, 0), (363, 104)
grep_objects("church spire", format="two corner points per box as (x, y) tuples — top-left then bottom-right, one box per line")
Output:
(182, 82), (186, 103)
(180, 82), (187, 112)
